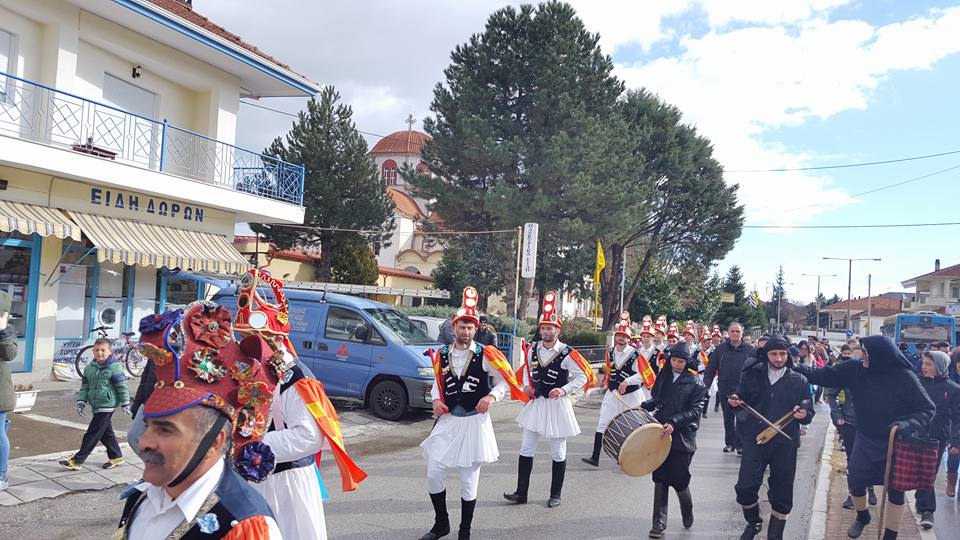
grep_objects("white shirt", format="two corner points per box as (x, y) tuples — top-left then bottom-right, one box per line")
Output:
(523, 341), (588, 394)
(128, 459), (282, 539)
(768, 366), (787, 386)
(672, 371), (682, 382)
(613, 345), (645, 386)
(430, 341), (509, 402)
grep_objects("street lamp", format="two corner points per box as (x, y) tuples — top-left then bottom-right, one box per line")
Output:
(823, 257), (882, 333)
(802, 273), (837, 337)
(765, 281), (795, 330)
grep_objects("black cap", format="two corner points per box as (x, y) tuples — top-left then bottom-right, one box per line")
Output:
(668, 342), (691, 361)
(765, 335), (789, 352)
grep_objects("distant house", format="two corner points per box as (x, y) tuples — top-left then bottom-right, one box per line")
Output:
(821, 296), (902, 331)
(900, 259), (960, 314)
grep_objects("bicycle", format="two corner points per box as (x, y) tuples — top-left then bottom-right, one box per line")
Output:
(74, 325), (148, 378)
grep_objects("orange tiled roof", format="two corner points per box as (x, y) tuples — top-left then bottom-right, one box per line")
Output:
(370, 130), (431, 155)
(387, 188), (428, 220)
(379, 266), (433, 282)
(822, 296), (901, 312)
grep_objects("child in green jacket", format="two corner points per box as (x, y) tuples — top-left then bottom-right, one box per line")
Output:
(60, 338), (131, 470)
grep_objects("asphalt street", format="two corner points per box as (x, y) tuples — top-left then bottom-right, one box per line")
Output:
(0, 392), (830, 539)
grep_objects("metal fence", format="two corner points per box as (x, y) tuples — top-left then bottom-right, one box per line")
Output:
(0, 71), (303, 205)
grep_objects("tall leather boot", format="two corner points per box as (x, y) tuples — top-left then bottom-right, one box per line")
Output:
(458, 498), (476, 540)
(767, 515), (786, 540)
(581, 432), (603, 467)
(503, 455), (532, 504)
(648, 483), (669, 538)
(947, 472), (958, 497)
(419, 491), (450, 540)
(739, 505), (763, 540)
(676, 487), (694, 528)
(547, 459), (566, 508)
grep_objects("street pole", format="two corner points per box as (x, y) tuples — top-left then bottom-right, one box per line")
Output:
(824, 257), (881, 334)
(803, 273), (837, 338)
(867, 274), (872, 336)
(511, 226), (521, 337)
(618, 253), (626, 314)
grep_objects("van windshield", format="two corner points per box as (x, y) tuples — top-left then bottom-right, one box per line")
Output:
(365, 308), (435, 345)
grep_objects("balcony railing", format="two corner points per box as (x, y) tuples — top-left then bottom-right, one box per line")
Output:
(0, 71), (304, 206)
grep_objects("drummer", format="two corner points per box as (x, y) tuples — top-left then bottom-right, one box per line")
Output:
(729, 335), (814, 540)
(640, 342), (708, 538)
(582, 312), (656, 467)
(504, 291), (595, 508)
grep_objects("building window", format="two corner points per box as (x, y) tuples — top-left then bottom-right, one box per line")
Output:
(952, 286), (959, 299)
(403, 266), (420, 274)
(381, 159), (398, 186)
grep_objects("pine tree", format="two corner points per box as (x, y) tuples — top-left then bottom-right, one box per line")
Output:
(252, 87), (395, 281)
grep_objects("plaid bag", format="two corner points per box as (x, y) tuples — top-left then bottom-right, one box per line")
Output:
(889, 435), (940, 491)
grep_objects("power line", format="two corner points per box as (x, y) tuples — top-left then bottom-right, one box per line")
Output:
(256, 224), (517, 235)
(743, 221), (960, 229)
(727, 149), (960, 173)
(239, 100), (388, 139)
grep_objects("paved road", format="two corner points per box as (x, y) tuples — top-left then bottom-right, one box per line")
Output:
(0, 392), (830, 539)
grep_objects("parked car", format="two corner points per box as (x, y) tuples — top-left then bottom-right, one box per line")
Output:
(408, 316), (447, 342)
(212, 288), (440, 420)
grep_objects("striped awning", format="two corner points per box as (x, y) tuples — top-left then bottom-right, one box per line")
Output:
(67, 211), (251, 275)
(0, 199), (82, 240)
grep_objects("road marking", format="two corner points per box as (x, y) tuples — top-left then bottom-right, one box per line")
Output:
(20, 413), (127, 438)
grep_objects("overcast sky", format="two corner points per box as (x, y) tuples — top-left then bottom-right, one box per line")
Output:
(197, 0), (960, 306)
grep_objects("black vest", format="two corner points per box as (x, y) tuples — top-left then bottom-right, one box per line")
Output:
(440, 344), (492, 412)
(530, 344), (571, 398)
(608, 347), (641, 394)
(118, 463), (275, 539)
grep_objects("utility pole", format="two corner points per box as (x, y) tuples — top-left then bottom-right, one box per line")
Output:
(824, 257), (881, 333)
(802, 273), (837, 338)
(618, 252), (626, 314)
(867, 274), (872, 336)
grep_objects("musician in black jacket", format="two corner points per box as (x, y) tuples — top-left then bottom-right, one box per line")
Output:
(640, 342), (708, 539)
(730, 335), (814, 540)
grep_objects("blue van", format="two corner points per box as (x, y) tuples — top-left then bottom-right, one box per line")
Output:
(212, 288), (439, 420)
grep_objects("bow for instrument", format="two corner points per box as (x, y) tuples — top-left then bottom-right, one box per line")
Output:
(756, 399), (811, 445)
(730, 394), (793, 443)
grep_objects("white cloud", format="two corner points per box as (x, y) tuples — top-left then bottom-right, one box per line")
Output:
(614, 6), (960, 225)
(699, 0), (854, 27)
(567, 0), (691, 54)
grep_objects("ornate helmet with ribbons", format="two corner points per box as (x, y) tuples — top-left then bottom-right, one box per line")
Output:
(712, 324), (722, 339)
(639, 317), (655, 337)
(682, 320), (697, 338)
(667, 321), (680, 340)
(700, 325), (712, 343)
(234, 268), (292, 350)
(614, 311), (632, 338)
(655, 315), (668, 336)
(452, 286), (481, 326)
(538, 291), (562, 328)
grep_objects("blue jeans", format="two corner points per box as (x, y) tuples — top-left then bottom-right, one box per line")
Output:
(0, 411), (9, 481)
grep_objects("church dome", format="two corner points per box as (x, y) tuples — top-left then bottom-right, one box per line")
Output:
(370, 130), (431, 156)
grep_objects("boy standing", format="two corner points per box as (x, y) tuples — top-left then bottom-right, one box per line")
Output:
(60, 338), (131, 470)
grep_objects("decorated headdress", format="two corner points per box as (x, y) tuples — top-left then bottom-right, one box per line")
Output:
(700, 325), (711, 343)
(614, 311), (632, 338)
(655, 315), (668, 336)
(234, 268), (294, 353)
(682, 320), (697, 338)
(667, 321), (680, 340)
(538, 291), (562, 328)
(138, 301), (278, 483)
(452, 287), (480, 326)
(640, 317), (655, 337)
(712, 324), (722, 339)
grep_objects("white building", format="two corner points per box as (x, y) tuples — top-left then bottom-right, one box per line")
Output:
(901, 259), (960, 314)
(0, 0), (318, 380)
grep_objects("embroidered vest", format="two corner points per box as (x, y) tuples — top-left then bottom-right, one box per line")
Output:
(118, 463), (275, 540)
(439, 344), (491, 412)
(607, 347), (640, 394)
(530, 344), (571, 398)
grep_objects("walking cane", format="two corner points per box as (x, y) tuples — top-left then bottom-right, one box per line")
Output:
(876, 425), (898, 540)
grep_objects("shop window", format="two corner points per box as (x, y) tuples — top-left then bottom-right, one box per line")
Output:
(159, 274), (201, 311)
(0, 231), (37, 372)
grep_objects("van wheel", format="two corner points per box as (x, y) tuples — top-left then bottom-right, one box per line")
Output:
(369, 380), (407, 421)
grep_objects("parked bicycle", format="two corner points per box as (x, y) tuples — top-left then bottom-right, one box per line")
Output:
(74, 325), (148, 378)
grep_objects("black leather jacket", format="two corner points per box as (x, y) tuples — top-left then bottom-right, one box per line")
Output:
(642, 368), (708, 453)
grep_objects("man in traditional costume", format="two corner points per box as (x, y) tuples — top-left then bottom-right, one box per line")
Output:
(420, 287), (526, 540)
(695, 326), (714, 418)
(582, 312), (656, 467)
(119, 302), (281, 539)
(233, 269), (366, 540)
(653, 316), (669, 353)
(504, 291), (596, 508)
(681, 321), (698, 355)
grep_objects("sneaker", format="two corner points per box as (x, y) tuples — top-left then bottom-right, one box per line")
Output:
(736, 448), (743, 456)
(0, 479), (8, 491)
(842, 496), (854, 509)
(723, 446), (733, 453)
(59, 458), (82, 471)
(102, 457), (125, 469)
(919, 512), (934, 529)
(868, 488), (877, 506)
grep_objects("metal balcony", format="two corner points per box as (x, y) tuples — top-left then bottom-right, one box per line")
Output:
(0, 71), (304, 206)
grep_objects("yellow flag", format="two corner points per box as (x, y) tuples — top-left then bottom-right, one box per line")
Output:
(594, 240), (606, 282)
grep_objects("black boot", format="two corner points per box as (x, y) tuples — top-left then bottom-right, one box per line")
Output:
(868, 486), (877, 506)
(842, 495), (854, 509)
(676, 487), (694, 529)
(739, 505), (762, 540)
(847, 510), (871, 538)
(649, 483), (668, 538)
(419, 491), (450, 540)
(458, 498), (476, 540)
(503, 455), (532, 504)
(767, 515), (786, 540)
(547, 459), (566, 508)
(881, 530), (897, 540)
(581, 432), (603, 467)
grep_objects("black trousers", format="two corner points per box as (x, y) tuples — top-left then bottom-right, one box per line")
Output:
(915, 442), (946, 513)
(720, 399), (742, 449)
(75, 411), (122, 463)
(837, 421), (857, 461)
(735, 439), (798, 515)
(652, 450), (694, 490)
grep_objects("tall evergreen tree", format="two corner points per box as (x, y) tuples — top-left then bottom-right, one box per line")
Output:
(252, 86), (394, 281)
(715, 265), (764, 329)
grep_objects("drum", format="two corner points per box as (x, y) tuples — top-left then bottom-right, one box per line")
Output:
(601, 407), (671, 477)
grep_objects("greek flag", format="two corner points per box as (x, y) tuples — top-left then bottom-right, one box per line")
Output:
(747, 291), (761, 308)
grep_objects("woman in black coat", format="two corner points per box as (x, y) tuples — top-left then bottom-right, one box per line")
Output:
(641, 342), (708, 538)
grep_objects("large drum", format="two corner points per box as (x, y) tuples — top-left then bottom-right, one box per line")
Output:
(601, 407), (671, 477)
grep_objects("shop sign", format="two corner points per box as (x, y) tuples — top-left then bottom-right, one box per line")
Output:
(89, 187), (205, 222)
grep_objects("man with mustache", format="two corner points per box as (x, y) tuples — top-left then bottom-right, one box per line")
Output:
(117, 302), (281, 539)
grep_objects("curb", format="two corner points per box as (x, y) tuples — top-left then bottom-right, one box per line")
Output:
(904, 491), (939, 540)
(809, 422), (835, 540)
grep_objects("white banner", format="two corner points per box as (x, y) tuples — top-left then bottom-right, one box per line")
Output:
(521, 223), (538, 279)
